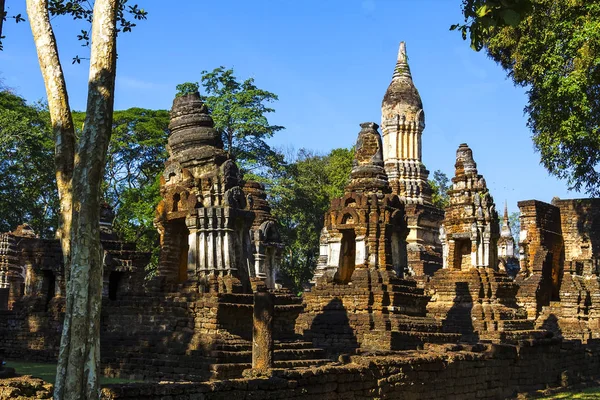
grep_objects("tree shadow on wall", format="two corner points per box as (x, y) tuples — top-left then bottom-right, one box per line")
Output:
(538, 313), (562, 339)
(442, 282), (479, 343)
(306, 298), (358, 358)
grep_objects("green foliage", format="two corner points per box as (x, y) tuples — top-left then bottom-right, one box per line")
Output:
(508, 211), (520, 252)
(194, 66), (285, 177)
(3, 100), (167, 265)
(537, 386), (600, 399)
(429, 170), (451, 209)
(452, 0), (532, 50)
(175, 82), (199, 97)
(4, 360), (142, 384)
(0, 90), (58, 237)
(268, 147), (354, 292)
(456, 0), (600, 195)
(73, 107), (169, 269)
(1, 1), (147, 58)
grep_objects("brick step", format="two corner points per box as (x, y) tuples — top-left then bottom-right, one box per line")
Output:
(496, 319), (535, 331)
(275, 304), (304, 312)
(385, 284), (425, 295)
(370, 315), (444, 333)
(212, 343), (251, 351)
(387, 278), (418, 288)
(213, 338), (319, 351)
(275, 359), (330, 368)
(391, 331), (462, 343)
(215, 303), (303, 315)
(480, 329), (551, 343)
(209, 348), (326, 363)
(217, 293), (302, 305)
(210, 359), (331, 380)
(274, 348), (326, 361)
(274, 340), (314, 349)
(362, 330), (460, 351)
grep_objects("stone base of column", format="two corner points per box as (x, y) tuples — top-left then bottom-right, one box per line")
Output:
(252, 289), (274, 370)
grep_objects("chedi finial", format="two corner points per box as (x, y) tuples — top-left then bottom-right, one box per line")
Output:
(392, 41), (412, 81)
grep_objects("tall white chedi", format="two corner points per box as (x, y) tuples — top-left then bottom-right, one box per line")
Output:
(381, 42), (433, 205)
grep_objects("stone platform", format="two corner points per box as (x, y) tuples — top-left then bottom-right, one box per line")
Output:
(298, 269), (460, 354)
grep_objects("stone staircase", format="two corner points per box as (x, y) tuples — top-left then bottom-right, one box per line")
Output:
(474, 268), (550, 343)
(535, 273), (600, 341)
(355, 270), (461, 350)
(209, 338), (331, 380)
(100, 290), (331, 382)
(428, 267), (550, 344)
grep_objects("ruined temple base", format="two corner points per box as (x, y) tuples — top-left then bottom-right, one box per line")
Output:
(427, 267), (549, 343)
(536, 273), (600, 342)
(0, 289), (330, 382)
(100, 339), (600, 400)
(296, 269), (459, 354)
(404, 203), (444, 282)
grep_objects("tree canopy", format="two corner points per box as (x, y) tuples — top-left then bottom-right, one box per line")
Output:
(0, 90), (58, 236)
(429, 170), (451, 209)
(268, 147), (354, 292)
(73, 107), (169, 272)
(455, 0), (600, 195)
(178, 67), (284, 177)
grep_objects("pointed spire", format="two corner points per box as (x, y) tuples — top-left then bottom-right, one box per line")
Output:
(392, 41), (413, 81)
(501, 200), (512, 237)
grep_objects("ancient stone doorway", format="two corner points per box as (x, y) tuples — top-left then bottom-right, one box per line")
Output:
(173, 220), (190, 283)
(454, 239), (471, 270)
(0, 287), (8, 310)
(336, 230), (356, 284)
(42, 270), (55, 311)
(108, 271), (122, 301)
(391, 231), (408, 277)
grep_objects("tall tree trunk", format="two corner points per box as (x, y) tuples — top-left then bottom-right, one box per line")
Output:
(54, 0), (118, 397)
(26, 0), (75, 273)
(28, 0), (119, 398)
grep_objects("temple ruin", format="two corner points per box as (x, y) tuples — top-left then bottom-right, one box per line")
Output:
(381, 42), (444, 279)
(427, 144), (547, 343)
(305, 122), (459, 353)
(2, 42), (600, 399)
(498, 202), (519, 277)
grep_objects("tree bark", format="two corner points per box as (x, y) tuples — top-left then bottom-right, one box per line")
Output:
(27, 0), (119, 398)
(26, 0), (76, 273)
(54, 0), (119, 397)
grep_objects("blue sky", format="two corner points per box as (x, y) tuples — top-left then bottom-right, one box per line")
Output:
(0, 0), (576, 212)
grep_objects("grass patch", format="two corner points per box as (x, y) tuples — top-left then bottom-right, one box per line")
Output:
(537, 387), (600, 399)
(4, 360), (142, 385)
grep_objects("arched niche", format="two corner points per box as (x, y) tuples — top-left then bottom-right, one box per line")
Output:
(173, 193), (181, 212)
(453, 239), (471, 270)
(335, 229), (356, 284)
(344, 198), (357, 208)
(391, 230), (408, 277)
(108, 271), (123, 301)
(42, 270), (55, 311)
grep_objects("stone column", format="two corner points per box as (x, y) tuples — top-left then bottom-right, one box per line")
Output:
(187, 228), (198, 278)
(0, 271), (8, 309)
(252, 288), (274, 370)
